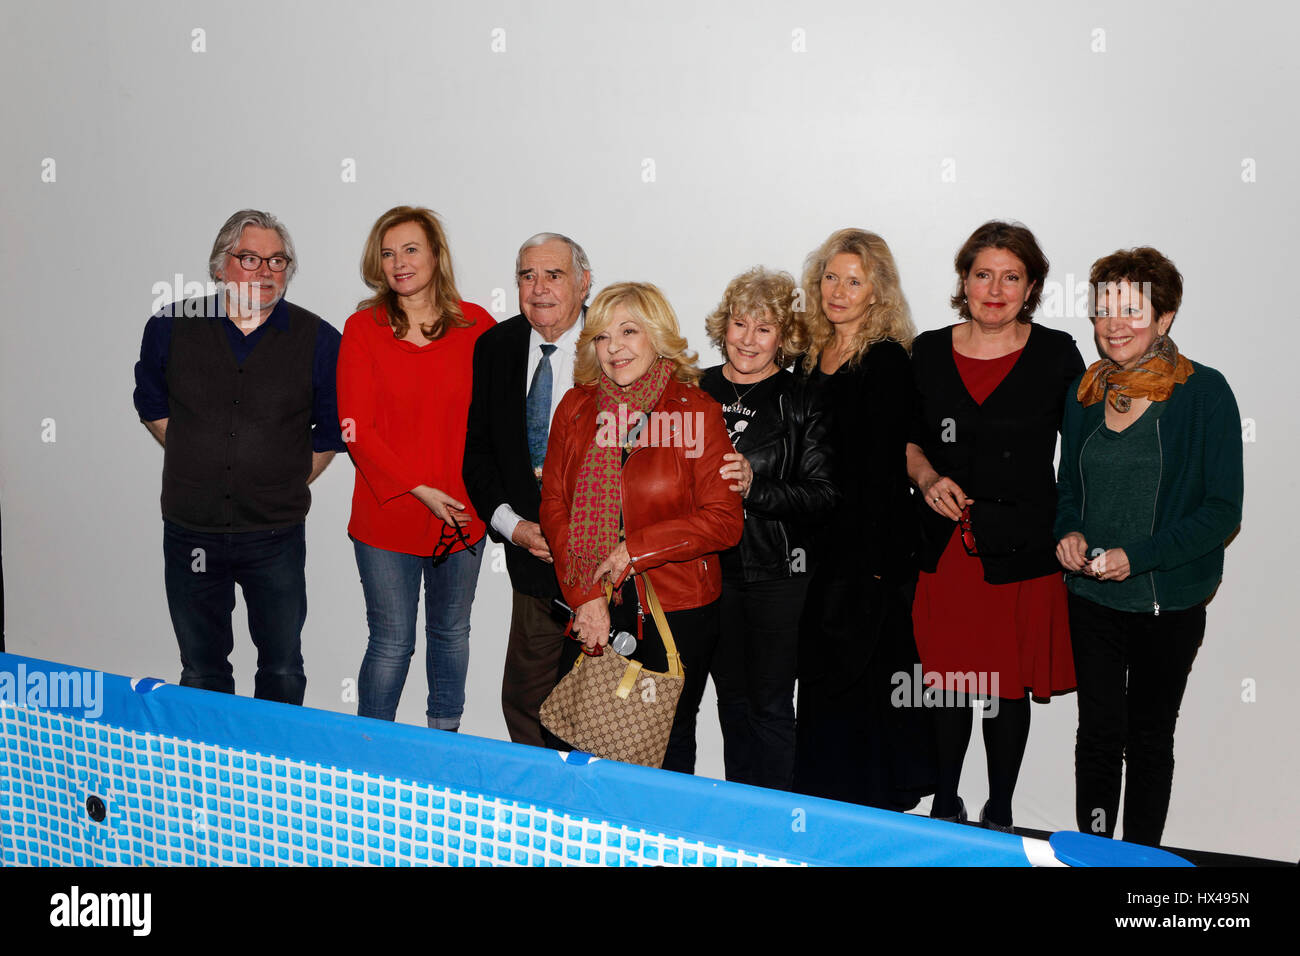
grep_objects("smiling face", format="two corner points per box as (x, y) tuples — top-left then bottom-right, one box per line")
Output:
(820, 252), (876, 333)
(1093, 280), (1174, 369)
(518, 239), (589, 342)
(219, 225), (289, 314)
(724, 311), (781, 382)
(380, 221), (437, 301)
(594, 306), (656, 388)
(963, 247), (1034, 330)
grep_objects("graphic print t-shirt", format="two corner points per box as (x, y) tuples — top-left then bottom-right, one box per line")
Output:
(701, 366), (781, 448)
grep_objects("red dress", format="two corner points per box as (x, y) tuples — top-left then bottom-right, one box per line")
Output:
(911, 347), (1075, 701)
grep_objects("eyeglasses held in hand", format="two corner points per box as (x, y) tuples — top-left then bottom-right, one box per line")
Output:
(431, 519), (476, 567)
(959, 504), (978, 557)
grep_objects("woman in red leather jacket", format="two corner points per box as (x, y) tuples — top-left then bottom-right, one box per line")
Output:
(540, 281), (743, 773)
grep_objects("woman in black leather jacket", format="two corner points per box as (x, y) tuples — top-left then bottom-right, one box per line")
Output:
(699, 267), (838, 790)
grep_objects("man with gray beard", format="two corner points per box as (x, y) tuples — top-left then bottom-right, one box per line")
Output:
(133, 209), (345, 704)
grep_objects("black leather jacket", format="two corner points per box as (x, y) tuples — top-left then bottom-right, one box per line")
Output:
(701, 366), (840, 582)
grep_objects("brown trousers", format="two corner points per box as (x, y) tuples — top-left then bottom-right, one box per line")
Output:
(502, 591), (572, 747)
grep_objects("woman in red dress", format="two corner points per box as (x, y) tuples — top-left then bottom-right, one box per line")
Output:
(907, 221), (1084, 830)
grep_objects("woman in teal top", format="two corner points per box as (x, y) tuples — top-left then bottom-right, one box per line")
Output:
(1055, 247), (1243, 847)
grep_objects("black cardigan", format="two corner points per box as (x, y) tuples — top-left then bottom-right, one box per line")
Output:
(910, 324), (1085, 584)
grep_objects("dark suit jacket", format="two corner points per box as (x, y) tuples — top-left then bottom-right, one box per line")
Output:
(463, 312), (564, 600)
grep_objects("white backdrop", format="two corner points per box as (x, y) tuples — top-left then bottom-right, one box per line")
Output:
(1, 0), (1294, 861)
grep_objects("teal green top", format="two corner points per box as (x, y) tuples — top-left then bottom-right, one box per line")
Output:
(1069, 400), (1166, 611)
(1055, 362), (1244, 615)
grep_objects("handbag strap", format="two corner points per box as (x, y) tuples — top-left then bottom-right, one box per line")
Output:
(639, 574), (683, 679)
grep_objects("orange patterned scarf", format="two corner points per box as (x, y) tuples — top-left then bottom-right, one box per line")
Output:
(1078, 335), (1195, 412)
(564, 358), (675, 592)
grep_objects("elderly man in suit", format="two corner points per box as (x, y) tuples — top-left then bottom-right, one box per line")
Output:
(464, 233), (591, 746)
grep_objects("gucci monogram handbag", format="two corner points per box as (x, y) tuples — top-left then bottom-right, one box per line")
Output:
(539, 575), (684, 768)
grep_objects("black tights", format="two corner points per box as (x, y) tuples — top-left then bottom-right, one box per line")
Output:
(931, 694), (1031, 826)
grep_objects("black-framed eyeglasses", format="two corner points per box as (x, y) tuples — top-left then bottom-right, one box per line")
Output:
(431, 520), (477, 567)
(228, 252), (292, 273)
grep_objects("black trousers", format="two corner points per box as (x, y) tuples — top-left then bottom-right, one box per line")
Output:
(612, 590), (721, 775)
(711, 575), (807, 790)
(1068, 593), (1206, 847)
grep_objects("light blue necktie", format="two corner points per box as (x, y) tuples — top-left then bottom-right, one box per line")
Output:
(526, 344), (556, 481)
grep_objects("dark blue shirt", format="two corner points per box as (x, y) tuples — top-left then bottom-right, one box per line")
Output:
(133, 295), (347, 453)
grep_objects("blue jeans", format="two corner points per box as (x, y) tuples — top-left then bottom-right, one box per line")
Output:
(353, 538), (482, 728)
(162, 519), (308, 704)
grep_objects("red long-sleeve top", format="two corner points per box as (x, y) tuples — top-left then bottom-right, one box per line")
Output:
(337, 303), (491, 556)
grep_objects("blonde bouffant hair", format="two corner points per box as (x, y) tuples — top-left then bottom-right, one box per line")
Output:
(575, 282), (702, 386)
(800, 228), (916, 373)
(704, 267), (808, 369)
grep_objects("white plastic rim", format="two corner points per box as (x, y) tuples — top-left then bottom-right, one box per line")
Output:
(1022, 836), (1068, 867)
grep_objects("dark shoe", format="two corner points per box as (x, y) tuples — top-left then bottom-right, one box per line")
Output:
(979, 801), (1015, 833)
(930, 797), (967, 824)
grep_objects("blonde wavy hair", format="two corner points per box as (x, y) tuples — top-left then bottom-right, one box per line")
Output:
(704, 267), (808, 369)
(800, 228), (915, 373)
(357, 205), (469, 341)
(575, 282), (702, 386)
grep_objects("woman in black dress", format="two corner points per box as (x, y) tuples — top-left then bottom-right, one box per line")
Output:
(790, 229), (933, 809)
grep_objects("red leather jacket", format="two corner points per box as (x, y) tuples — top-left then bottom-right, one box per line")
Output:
(540, 377), (744, 613)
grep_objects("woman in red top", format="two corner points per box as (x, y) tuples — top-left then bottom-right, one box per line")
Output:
(337, 206), (490, 729)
